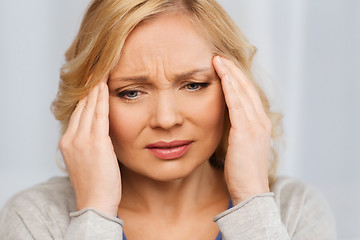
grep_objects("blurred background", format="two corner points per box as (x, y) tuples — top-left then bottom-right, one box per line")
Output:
(0, 0), (359, 239)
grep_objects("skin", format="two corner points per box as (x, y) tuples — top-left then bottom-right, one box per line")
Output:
(58, 12), (271, 239)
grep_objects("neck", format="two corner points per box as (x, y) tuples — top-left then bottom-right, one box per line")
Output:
(118, 161), (228, 219)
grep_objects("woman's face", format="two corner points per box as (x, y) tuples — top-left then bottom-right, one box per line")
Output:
(108, 13), (225, 181)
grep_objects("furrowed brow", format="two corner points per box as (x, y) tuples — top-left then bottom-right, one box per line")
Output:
(174, 67), (213, 81)
(109, 67), (213, 83)
(110, 75), (148, 82)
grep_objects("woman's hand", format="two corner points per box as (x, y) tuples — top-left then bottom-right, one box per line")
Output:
(213, 56), (271, 205)
(58, 75), (121, 217)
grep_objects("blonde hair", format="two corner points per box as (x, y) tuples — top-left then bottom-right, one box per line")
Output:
(51, 0), (283, 185)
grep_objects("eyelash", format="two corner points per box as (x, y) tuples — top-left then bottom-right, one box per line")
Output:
(117, 82), (210, 102)
(182, 82), (209, 91)
(117, 90), (143, 102)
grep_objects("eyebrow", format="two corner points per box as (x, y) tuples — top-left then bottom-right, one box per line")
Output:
(110, 67), (214, 82)
(174, 67), (213, 81)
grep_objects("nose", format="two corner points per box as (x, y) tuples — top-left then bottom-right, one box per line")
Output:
(149, 91), (184, 130)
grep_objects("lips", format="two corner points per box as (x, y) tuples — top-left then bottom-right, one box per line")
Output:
(146, 140), (193, 160)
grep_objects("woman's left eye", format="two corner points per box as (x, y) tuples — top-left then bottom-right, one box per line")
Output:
(117, 90), (143, 101)
(184, 82), (209, 91)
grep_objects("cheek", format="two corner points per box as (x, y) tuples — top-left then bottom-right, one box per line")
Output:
(182, 86), (225, 130)
(206, 90), (225, 136)
(108, 99), (147, 149)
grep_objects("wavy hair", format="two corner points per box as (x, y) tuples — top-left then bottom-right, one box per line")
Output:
(51, 0), (283, 185)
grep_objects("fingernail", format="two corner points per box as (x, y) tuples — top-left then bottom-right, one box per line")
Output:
(216, 56), (224, 65)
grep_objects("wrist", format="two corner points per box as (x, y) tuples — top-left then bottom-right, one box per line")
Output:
(77, 200), (119, 217)
(230, 188), (270, 206)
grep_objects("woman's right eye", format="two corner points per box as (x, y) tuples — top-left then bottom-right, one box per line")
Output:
(117, 90), (142, 101)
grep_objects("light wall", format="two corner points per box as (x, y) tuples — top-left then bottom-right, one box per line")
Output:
(0, 0), (359, 238)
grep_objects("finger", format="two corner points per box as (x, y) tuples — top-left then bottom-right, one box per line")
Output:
(92, 82), (109, 137)
(66, 97), (87, 135)
(213, 56), (257, 123)
(101, 72), (110, 84)
(221, 57), (267, 117)
(77, 84), (100, 135)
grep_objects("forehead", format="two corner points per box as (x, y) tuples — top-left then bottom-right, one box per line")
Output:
(113, 12), (214, 76)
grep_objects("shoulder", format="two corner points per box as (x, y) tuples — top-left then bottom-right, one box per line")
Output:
(271, 176), (328, 210)
(271, 176), (337, 238)
(0, 176), (75, 238)
(271, 175), (316, 203)
(1, 176), (76, 214)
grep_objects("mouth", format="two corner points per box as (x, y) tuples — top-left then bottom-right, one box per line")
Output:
(146, 140), (193, 160)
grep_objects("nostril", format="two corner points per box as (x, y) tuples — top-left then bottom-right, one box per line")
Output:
(150, 97), (184, 129)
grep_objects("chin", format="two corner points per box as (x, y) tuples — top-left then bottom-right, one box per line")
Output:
(157, 167), (199, 182)
(121, 157), (208, 182)
(145, 172), (189, 182)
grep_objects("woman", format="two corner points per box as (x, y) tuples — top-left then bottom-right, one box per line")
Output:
(0, 0), (336, 239)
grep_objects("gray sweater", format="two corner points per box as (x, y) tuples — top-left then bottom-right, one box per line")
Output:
(0, 176), (336, 239)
